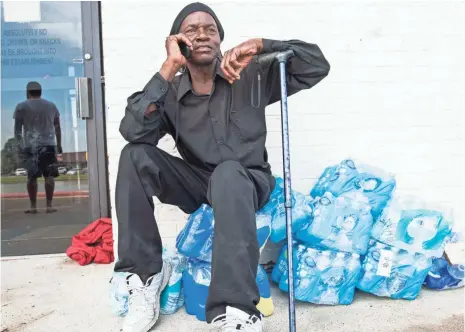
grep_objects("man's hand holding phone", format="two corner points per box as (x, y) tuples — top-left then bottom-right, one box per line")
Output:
(145, 34), (192, 115)
(160, 33), (193, 82)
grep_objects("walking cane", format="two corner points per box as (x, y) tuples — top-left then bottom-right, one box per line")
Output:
(258, 49), (296, 332)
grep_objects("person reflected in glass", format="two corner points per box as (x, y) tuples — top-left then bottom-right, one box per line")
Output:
(14, 81), (63, 213)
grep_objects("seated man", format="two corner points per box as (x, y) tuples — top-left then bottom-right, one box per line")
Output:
(114, 2), (330, 332)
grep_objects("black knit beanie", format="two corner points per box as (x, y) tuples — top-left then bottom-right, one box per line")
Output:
(170, 2), (224, 41)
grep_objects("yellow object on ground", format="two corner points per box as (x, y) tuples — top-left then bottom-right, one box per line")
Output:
(257, 296), (274, 317)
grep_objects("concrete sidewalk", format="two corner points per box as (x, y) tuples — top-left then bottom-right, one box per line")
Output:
(1, 254), (463, 332)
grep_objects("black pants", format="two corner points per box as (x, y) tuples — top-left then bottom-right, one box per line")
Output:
(114, 143), (274, 322)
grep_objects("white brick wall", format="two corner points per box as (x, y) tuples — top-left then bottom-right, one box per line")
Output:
(102, 0), (465, 255)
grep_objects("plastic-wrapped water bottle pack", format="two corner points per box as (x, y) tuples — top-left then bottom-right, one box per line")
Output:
(371, 196), (454, 258)
(109, 271), (130, 317)
(176, 176), (315, 258)
(159, 249), (188, 315)
(182, 258), (273, 321)
(423, 232), (464, 290)
(176, 205), (273, 262)
(296, 191), (374, 255)
(176, 204), (215, 262)
(311, 159), (396, 219)
(272, 242), (362, 305)
(181, 258), (210, 321)
(269, 189), (313, 243)
(253, 176), (313, 244)
(356, 240), (432, 300)
(423, 257), (464, 290)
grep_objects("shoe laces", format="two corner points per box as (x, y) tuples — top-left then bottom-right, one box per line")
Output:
(212, 314), (262, 332)
(127, 279), (154, 315)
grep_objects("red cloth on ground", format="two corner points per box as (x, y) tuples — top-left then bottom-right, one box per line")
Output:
(66, 218), (114, 266)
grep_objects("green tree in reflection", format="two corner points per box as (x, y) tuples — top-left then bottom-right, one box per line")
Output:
(1, 137), (20, 174)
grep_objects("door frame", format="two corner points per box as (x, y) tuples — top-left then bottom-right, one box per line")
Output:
(81, 2), (110, 221)
(0, 2), (109, 257)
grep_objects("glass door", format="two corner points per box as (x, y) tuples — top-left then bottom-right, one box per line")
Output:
(0, 1), (107, 256)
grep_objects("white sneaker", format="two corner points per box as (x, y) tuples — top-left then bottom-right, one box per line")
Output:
(211, 306), (264, 332)
(122, 263), (172, 332)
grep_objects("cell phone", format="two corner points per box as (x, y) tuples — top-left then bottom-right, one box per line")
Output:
(178, 41), (192, 60)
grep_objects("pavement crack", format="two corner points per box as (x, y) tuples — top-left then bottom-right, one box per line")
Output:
(3, 310), (55, 332)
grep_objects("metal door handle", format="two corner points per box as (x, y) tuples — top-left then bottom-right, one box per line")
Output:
(75, 77), (93, 119)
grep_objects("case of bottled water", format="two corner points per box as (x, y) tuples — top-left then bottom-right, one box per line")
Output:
(371, 196), (454, 258)
(176, 205), (272, 262)
(176, 204), (215, 262)
(109, 271), (130, 317)
(182, 258), (273, 321)
(159, 249), (188, 315)
(356, 240), (432, 299)
(310, 159), (396, 219)
(269, 191), (313, 244)
(424, 256), (464, 290)
(182, 258), (211, 321)
(296, 191), (374, 255)
(272, 242), (362, 305)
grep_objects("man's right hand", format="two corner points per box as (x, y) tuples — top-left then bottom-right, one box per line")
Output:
(160, 33), (193, 82)
(145, 34), (193, 115)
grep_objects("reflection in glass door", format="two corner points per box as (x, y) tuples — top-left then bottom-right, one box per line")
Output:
(1, 1), (92, 256)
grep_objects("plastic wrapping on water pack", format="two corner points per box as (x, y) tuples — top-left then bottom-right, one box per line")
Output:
(182, 258), (210, 321)
(424, 233), (464, 290)
(109, 271), (130, 317)
(272, 242), (362, 305)
(264, 177), (313, 243)
(109, 249), (187, 316)
(176, 176), (313, 258)
(296, 191), (374, 255)
(159, 249), (188, 315)
(269, 190), (313, 244)
(371, 196), (454, 258)
(311, 159), (396, 219)
(423, 256), (464, 290)
(176, 204), (272, 262)
(271, 244), (289, 285)
(176, 205), (215, 262)
(356, 240), (432, 300)
(182, 258), (273, 321)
